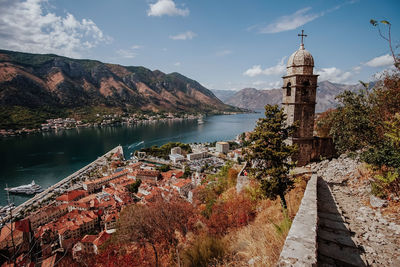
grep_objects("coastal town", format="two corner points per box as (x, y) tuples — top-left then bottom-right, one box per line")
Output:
(0, 136), (248, 266)
(0, 112), (207, 137)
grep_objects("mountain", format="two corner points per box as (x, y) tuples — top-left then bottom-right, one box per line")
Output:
(216, 81), (364, 112)
(211, 89), (237, 103)
(0, 49), (236, 114)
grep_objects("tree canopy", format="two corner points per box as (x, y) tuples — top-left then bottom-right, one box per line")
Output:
(245, 105), (297, 209)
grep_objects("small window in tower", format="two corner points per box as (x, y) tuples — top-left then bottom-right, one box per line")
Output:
(286, 82), (291, 96)
(302, 80), (310, 97)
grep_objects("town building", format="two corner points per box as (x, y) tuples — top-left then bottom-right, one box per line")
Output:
(216, 142), (229, 154)
(187, 151), (208, 161)
(28, 204), (69, 230)
(170, 153), (185, 164)
(83, 169), (129, 192)
(56, 190), (87, 204)
(131, 169), (161, 182)
(171, 146), (182, 155)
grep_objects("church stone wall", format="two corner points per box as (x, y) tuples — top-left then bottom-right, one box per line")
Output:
(311, 137), (337, 161)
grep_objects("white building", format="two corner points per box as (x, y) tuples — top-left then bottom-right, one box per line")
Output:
(187, 151), (208, 161)
(216, 142), (229, 154)
(171, 147), (182, 155)
(170, 153), (185, 164)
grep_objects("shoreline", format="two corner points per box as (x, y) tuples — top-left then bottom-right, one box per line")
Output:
(1, 145), (123, 223)
(0, 110), (252, 138)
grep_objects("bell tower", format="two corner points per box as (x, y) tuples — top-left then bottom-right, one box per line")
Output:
(282, 30), (318, 166)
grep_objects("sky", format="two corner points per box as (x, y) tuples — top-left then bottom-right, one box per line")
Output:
(0, 0), (399, 91)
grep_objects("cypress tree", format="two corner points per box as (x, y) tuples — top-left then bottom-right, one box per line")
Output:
(245, 105), (297, 209)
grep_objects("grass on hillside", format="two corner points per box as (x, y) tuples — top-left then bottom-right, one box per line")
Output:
(220, 175), (309, 266)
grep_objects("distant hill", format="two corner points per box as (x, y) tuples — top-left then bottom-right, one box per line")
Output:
(213, 81), (364, 112)
(0, 49), (237, 114)
(211, 89), (237, 103)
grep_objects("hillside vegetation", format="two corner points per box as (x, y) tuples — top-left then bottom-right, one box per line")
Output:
(89, 162), (307, 267)
(316, 70), (400, 199)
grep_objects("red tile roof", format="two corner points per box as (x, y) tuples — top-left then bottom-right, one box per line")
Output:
(56, 190), (86, 202)
(81, 234), (97, 243)
(162, 170), (184, 180)
(93, 231), (111, 247)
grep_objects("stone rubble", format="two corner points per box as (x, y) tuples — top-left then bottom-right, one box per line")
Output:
(311, 154), (400, 266)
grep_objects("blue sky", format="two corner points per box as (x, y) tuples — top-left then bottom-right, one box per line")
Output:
(0, 0), (399, 90)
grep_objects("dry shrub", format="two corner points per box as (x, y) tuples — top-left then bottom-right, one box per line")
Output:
(222, 176), (308, 266)
(207, 193), (256, 236)
(181, 234), (226, 267)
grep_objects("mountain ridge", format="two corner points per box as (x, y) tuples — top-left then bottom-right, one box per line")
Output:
(0, 49), (237, 114)
(212, 81), (364, 112)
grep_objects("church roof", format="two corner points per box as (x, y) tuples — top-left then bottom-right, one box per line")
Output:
(287, 44), (314, 68)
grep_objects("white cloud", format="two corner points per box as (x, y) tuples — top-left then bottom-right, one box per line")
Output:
(252, 80), (267, 86)
(268, 81), (281, 88)
(243, 57), (286, 77)
(365, 54), (394, 67)
(173, 62), (181, 66)
(116, 49), (137, 59)
(169, 31), (196, 40)
(131, 45), (142, 49)
(253, 2), (355, 34)
(352, 66), (362, 72)
(244, 65), (263, 77)
(147, 0), (189, 17)
(315, 67), (353, 83)
(0, 0), (109, 58)
(259, 7), (321, 34)
(216, 50), (232, 56)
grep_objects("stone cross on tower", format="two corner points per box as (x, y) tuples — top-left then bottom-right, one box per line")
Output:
(298, 30), (307, 47)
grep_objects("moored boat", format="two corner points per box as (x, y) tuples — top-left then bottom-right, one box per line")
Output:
(4, 180), (43, 195)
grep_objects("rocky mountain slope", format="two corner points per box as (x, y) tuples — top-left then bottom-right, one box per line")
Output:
(213, 81), (363, 112)
(0, 49), (236, 113)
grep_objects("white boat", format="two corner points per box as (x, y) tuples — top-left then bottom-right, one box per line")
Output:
(198, 117), (204, 124)
(4, 180), (43, 195)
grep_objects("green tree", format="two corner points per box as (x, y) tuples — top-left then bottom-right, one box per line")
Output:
(128, 179), (142, 193)
(329, 86), (380, 153)
(245, 105), (297, 209)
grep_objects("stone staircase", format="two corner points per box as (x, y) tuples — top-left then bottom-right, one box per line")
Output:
(317, 177), (365, 266)
(278, 174), (366, 266)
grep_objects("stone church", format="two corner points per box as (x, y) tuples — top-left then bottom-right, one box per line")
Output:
(282, 31), (335, 166)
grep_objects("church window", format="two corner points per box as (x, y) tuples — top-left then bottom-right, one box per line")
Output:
(302, 80), (310, 97)
(286, 82), (291, 96)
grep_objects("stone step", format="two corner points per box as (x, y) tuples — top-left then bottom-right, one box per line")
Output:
(318, 229), (358, 248)
(318, 240), (366, 267)
(319, 217), (350, 233)
(318, 211), (345, 222)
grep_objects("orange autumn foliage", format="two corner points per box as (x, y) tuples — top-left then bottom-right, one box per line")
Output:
(207, 194), (256, 236)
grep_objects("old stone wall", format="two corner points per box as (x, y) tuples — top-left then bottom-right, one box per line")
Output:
(311, 137), (336, 162)
(277, 173), (318, 266)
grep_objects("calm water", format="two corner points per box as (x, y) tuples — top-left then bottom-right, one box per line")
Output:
(0, 112), (263, 206)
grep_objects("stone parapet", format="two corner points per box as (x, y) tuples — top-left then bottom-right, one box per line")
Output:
(277, 173), (318, 266)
